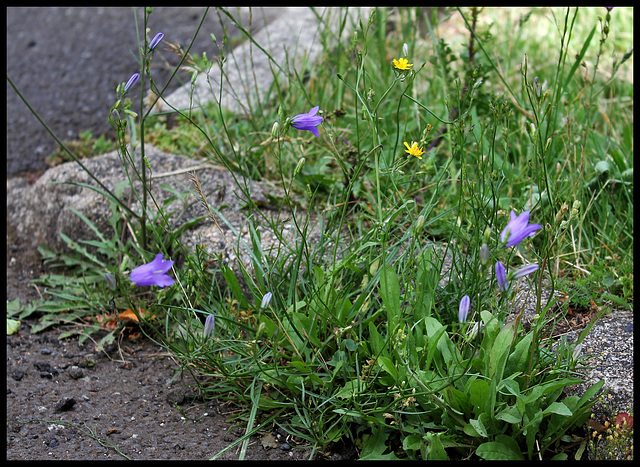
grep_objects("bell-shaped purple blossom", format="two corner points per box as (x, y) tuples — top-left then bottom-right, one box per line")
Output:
(148, 32), (164, 52)
(500, 210), (542, 248)
(130, 253), (175, 287)
(459, 295), (470, 323)
(124, 73), (140, 93)
(291, 106), (323, 137)
(203, 314), (215, 338)
(495, 261), (508, 291)
(512, 263), (539, 280)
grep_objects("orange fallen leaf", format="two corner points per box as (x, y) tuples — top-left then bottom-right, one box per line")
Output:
(118, 308), (144, 323)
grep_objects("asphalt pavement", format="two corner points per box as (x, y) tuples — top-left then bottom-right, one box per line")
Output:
(6, 7), (280, 176)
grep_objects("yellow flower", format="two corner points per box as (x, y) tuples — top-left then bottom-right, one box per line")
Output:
(404, 141), (424, 159)
(393, 58), (413, 71)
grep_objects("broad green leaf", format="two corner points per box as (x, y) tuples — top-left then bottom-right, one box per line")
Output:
(476, 436), (524, 460)
(7, 318), (21, 335)
(359, 426), (402, 461)
(469, 416), (488, 438)
(498, 378), (521, 398)
(425, 432), (449, 460)
(505, 332), (532, 378)
(496, 405), (522, 424)
(402, 434), (423, 451)
(469, 378), (490, 415)
(543, 401), (573, 417)
(335, 379), (367, 399)
(377, 355), (398, 381)
(489, 320), (515, 382)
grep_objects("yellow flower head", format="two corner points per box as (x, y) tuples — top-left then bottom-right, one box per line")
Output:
(393, 58), (413, 71)
(404, 141), (424, 159)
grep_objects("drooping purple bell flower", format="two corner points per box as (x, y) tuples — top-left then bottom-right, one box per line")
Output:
(291, 106), (323, 137)
(500, 210), (542, 248)
(130, 253), (175, 287)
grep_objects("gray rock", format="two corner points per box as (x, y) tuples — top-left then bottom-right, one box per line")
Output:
(6, 144), (285, 257)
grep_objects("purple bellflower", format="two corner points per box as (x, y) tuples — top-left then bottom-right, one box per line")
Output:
(148, 32), (164, 52)
(459, 295), (470, 323)
(203, 314), (215, 338)
(130, 253), (175, 287)
(500, 210), (542, 248)
(124, 73), (140, 93)
(291, 106), (323, 137)
(495, 261), (508, 291)
(512, 263), (539, 280)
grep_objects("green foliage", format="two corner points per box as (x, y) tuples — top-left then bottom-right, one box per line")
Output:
(46, 130), (116, 167)
(13, 6), (632, 461)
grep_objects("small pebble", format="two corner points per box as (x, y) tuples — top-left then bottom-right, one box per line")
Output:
(55, 397), (76, 412)
(280, 443), (291, 451)
(40, 348), (52, 355)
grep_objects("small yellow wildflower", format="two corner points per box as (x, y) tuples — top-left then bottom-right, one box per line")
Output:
(393, 57), (413, 71)
(404, 141), (424, 159)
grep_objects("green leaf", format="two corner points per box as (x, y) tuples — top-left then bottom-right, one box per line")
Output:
(468, 378), (490, 415)
(505, 332), (532, 378)
(335, 379), (367, 399)
(7, 318), (21, 335)
(543, 401), (573, 417)
(496, 405), (522, 424)
(469, 416), (489, 438)
(563, 24), (597, 90)
(489, 320), (515, 382)
(377, 355), (398, 381)
(497, 378), (521, 398)
(425, 432), (449, 460)
(402, 434), (423, 451)
(359, 426), (401, 461)
(222, 264), (250, 309)
(476, 436), (524, 460)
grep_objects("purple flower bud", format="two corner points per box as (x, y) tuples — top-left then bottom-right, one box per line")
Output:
(124, 73), (140, 93)
(459, 295), (470, 323)
(148, 32), (164, 51)
(260, 292), (273, 310)
(500, 210), (542, 248)
(495, 261), (508, 291)
(130, 253), (175, 287)
(480, 243), (490, 265)
(512, 263), (539, 280)
(291, 106), (323, 137)
(203, 314), (215, 338)
(104, 272), (117, 291)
